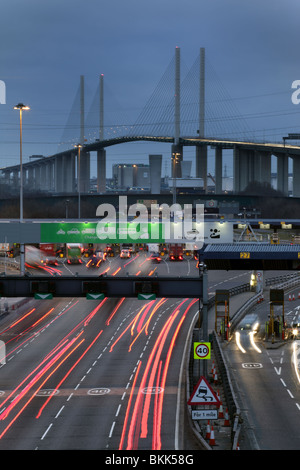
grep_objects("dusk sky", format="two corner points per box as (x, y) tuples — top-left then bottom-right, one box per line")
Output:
(1, 0), (300, 178)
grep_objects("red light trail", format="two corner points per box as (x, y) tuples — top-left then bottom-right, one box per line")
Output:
(118, 298), (198, 450)
(0, 290), (198, 449)
(0, 298), (109, 438)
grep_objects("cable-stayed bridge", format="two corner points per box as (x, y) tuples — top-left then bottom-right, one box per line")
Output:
(2, 47), (300, 196)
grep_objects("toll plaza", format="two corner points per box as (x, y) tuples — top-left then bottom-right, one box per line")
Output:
(199, 243), (300, 271)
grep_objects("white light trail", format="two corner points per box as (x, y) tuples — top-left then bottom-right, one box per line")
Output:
(249, 331), (262, 353)
(235, 332), (246, 354)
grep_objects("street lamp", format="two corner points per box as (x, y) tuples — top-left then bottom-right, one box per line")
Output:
(14, 103), (30, 276)
(14, 103), (30, 222)
(172, 152), (180, 204)
(74, 144), (82, 218)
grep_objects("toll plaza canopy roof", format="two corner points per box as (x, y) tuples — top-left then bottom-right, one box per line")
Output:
(199, 243), (300, 270)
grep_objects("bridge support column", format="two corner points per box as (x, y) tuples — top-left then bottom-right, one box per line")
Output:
(234, 147), (270, 192)
(276, 154), (289, 195)
(253, 151), (271, 185)
(12, 170), (18, 190)
(40, 164), (47, 191)
(215, 147), (222, 194)
(97, 149), (106, 193)
(171, 144), (182, 179)
(45, 161), (53, 192)
(63, 154), (75, 193)
(80, 151), (90, 192)
(27, 167), (34, 190)
(149, 154), (162, 194)
(292, 155), (300, 197)
(54, 156), (63, 193)
(196, 145), (207, 192)
(233, 147), (240, 192)
(2, 171), (10, 187)
(233, 147), (248, 192)
(47, 161), (55, 191)
(34, 165), (41, 191)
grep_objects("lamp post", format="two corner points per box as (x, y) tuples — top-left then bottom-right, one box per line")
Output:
(14, 103), (30, 276)
(172, 152), (180, 205)
(75, 144), (82, 219)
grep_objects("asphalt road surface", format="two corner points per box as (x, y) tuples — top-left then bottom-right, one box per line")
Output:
(223, 289), (300, 450)
(0, 295), (200, 450)
(2, 249), (294, 450)
(0, 253), (256, 451)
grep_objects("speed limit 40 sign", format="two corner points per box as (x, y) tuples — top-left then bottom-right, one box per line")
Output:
(194, 342), (211, 359)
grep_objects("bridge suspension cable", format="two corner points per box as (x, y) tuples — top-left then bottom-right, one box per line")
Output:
(57, 49), (256, 152)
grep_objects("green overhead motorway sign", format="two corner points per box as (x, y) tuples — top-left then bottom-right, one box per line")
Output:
(40, 222), (164, 244)
(86, 293), (105, 300)
(137, 293), (157, 300)
(34, 293), (53, 300)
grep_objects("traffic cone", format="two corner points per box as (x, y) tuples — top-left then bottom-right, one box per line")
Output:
(223, 408), (230, 427)
(289, 294), (292, 301)
(205, 420), (211, 439)
(293, 294), (295, 301)
(209, 426), (216, 446)
(298, 292), (300, 299)
(214, 372), (219, 385)
(218, 401), (224, 419)
(236, 442), (240, 450)
(211, 361), (215, 376)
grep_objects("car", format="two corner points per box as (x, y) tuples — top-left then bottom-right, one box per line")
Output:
(291, 322), (300, 339)
(148, 252), (161, 263)
(86, 252), (103, 268)
(120, 249), (131, 259)
(239, 314), (260, 333)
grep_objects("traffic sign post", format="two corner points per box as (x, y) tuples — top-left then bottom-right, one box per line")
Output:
(198, 263), (208, 376)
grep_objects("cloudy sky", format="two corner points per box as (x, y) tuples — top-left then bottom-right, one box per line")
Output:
(1, 0), (300, 178)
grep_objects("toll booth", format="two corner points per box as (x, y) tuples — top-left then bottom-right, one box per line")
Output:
(267, 289), (285, 342)
(215, 290), (230, 339)
(270, 233), (280, 245)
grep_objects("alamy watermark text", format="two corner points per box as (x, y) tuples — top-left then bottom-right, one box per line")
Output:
(0, 80), (5, 104)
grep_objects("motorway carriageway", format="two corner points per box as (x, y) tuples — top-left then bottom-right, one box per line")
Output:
(25, 250), (199, 278)
(0, 295), (201, 450)
(0, 251), (256, 450)
(225, 287), (300, 450)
